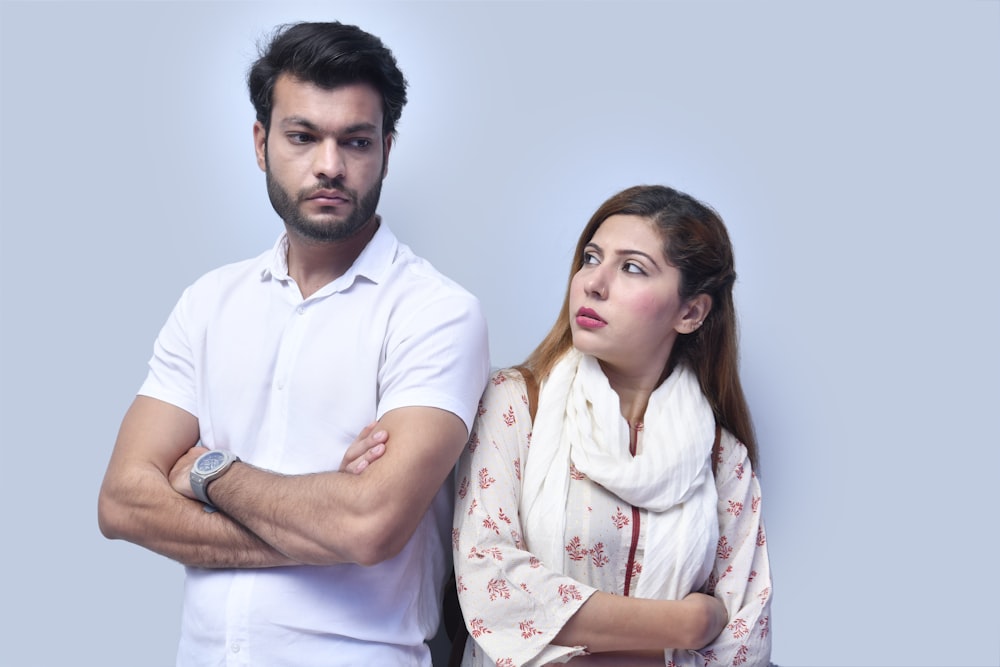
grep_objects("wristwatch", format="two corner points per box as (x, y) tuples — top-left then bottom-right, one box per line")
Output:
(190, 450), (240, 507)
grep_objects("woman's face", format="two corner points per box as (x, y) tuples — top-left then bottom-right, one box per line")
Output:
(569, 214), (704, 381)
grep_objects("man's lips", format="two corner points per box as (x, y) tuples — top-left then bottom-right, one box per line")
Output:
(306, 190), (350, 204)
(575, 307), (606, 329)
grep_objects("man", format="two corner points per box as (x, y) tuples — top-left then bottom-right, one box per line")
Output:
(98, 21), (490, 666)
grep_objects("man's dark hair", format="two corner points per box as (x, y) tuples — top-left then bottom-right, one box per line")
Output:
(248, 22), (408, 138)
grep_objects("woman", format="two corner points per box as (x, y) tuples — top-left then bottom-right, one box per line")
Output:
(452, 185), (772, 666)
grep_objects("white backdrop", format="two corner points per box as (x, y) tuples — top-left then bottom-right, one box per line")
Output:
(1, 1), (998, 666)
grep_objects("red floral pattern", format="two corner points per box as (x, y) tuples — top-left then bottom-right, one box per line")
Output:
(717, 535), (734, 560)
(558, 583), (583, 603)
(564, 536), (588, 562)
(486, 578), (510, 601)
(468, 617), (490, 638)
(518, 620), (543, 639)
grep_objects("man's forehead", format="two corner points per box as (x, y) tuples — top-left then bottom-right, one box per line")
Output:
(271, 75), (385, 129)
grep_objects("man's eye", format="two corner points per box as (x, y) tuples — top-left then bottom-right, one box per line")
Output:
(347, 138), (372, 149)
(288, 133), (313, 144)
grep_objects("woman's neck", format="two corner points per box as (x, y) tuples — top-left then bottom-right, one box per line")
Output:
(600, 364), (657, 426)
(595, 354), (674, 426)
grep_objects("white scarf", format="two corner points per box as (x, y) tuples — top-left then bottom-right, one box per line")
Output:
(521, 349), (719, 600)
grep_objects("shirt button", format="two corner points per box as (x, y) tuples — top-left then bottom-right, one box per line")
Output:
(231, 643), (241, 653)
(297, 306), (306, 315)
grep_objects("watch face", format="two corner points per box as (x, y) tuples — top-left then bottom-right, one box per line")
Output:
(196, 451), (227, 474)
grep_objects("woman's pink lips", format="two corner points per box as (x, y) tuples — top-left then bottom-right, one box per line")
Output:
(575, 308), (606, 329)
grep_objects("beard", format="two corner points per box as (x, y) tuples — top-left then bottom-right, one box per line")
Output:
(265, 167), (383, 243)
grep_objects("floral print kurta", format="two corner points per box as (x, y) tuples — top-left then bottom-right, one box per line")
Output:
(453, 370), (772, 667)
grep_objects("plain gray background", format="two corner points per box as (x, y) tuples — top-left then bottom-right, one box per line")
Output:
(1, 1), (998, 665)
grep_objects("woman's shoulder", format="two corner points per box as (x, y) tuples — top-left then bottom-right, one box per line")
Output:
(714, 428), (755, 482)
(486, 367), (529, 394)
(486, 366), (541, 400)
(477, 367), (533, 415)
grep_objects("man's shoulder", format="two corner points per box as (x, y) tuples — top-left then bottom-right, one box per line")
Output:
(184, 248), (271, 296)
(359, 224), (478, 304)
(388, 242), (479, 304)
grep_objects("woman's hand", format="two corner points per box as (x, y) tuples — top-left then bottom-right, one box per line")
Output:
(339, 422), (388, 474)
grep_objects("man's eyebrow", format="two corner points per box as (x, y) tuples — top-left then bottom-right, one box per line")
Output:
(278, 117), (379, 135)
(342, 122), (379, 134)
(279, 116), (322, 132)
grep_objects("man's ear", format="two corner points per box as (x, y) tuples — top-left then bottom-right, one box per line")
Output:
(253, 121), (267, 172)
(677, 294), (713, 334)
(382, 135), (393, 179)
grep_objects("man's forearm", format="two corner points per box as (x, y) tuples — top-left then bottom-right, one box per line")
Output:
(203, 461), (375, 566)
(99, 467), (297, 569)
(164, 502), (299, 569)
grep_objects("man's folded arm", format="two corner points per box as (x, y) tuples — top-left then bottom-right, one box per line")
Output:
(189, 405), (469, 566)
(97, 396), (296, 568)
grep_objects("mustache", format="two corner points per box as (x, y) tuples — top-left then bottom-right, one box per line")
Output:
(302, 179), (353, 200)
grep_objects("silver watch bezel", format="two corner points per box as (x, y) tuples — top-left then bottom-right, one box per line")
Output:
(190, 450), (240, 506)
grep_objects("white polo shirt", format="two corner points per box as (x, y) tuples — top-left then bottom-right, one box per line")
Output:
(139, 223), (490, 667)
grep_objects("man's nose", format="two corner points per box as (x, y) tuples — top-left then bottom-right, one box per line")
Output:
(313, 140), (346, 181)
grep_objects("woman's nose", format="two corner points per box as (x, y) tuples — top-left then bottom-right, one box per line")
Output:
(585, 271), (608, 299)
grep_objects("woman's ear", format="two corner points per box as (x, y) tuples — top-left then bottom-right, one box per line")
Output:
(677, 294), (713, 334)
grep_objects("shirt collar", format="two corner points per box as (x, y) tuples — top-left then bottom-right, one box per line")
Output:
(259, 219), (398, 290)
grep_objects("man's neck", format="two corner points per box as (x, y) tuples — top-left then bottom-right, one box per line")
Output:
(285, 216), (380, 299)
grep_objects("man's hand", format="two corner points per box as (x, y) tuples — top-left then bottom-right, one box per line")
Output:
(339, 422), (388, 475)
(168, 445), (210, 499)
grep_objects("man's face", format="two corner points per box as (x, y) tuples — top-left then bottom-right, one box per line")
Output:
(253, 74), (391, 243)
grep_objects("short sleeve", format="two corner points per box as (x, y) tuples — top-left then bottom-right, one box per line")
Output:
(376, 286), (490, 434)
(137, 285), (199, 417)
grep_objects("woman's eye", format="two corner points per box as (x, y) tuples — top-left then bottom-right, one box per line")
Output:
(582, 252), (599, 266)
(623, 262), (645, 275)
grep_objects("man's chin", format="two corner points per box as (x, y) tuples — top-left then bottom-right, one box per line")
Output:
(287, 216), (370, 243)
